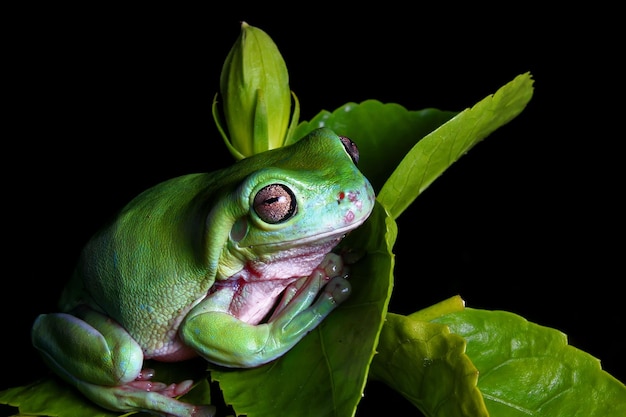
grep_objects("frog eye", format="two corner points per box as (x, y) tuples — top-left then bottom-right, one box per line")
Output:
(253, 184), (297, 224)
(339, 135), (360, 164)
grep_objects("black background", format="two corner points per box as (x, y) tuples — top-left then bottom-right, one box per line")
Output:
(4, 3), (623, 416)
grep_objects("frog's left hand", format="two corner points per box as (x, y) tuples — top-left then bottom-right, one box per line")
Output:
(181, 252), (351, 367)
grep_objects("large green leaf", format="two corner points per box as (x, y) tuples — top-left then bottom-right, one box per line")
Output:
(378, 72), (533, 219)
(292, 100), (456, 193)
(213, 201), (397, 417)
(434, 309), (626, 417)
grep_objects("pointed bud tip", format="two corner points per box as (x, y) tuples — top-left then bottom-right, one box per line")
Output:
(218, 21), (293, 157)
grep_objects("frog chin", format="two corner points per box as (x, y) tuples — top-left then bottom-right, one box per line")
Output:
(213, 233), (348, 324)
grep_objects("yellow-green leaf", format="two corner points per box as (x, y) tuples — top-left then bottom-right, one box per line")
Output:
(370, 311), (489, 417)
(377, 72), (534, 219)
(435, 309), (626, 417)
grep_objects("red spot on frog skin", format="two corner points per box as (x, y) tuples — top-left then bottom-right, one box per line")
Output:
(338, 191), (361, 205)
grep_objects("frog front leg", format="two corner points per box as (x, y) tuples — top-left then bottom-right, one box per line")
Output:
(180, 253), (351, 368)
(31, 306), (215, 417)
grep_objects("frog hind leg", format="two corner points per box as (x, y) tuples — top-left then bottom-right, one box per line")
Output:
(31, 307), (214, 417)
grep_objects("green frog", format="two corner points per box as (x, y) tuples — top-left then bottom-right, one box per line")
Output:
(31, 127), (376, 416)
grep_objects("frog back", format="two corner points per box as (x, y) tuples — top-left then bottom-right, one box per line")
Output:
(59, 173), (222, 350)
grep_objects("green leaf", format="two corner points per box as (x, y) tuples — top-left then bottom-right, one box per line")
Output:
(434, 309), (626, 417)
(369, 309), (489, 417)
(0, 378), (118, 417)
(212, 201), (396, 417)
(293, 100), (456, 193)
(377, 72), (534, 219)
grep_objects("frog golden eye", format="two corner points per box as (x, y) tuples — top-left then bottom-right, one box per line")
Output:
(253, 184), (297, 224)
(339, 135), (359, 164)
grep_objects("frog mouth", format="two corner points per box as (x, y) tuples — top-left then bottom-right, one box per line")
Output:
(248, 216), (368, 249)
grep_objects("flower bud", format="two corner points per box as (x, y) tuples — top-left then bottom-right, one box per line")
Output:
(213, 22), (299, 159)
